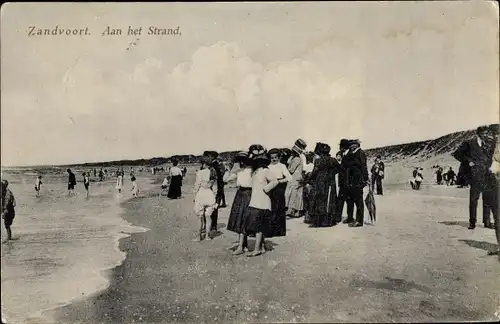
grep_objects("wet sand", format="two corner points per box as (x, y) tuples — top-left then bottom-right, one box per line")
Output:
(50, 179), (500, 323)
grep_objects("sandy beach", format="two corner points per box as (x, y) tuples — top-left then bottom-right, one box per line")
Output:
(48, 168), (500, 323)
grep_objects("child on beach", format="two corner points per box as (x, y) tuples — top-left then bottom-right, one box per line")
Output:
(244, 145), (279, 257)
(131, 175), (139, 197)
(34, 175), (42, 197)
(193, 153), (218, 241)
(1, 180), (17, 243)
(224, 151), (253, 255)
(83, 172), (90, 198)
(67, 169), (77, 196)
(159, 177), (169, 197)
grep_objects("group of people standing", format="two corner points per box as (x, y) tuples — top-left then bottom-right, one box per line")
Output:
(192, 138), (379, 257)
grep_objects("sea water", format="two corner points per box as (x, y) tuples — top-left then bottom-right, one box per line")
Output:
(0, 169), (150, 324)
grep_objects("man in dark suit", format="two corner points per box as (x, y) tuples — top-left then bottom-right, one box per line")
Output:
(452, 126), (494, 229)
(371, 155), (385, 195)
(343, 139), (369, 227)
(335, 139), (349, 224)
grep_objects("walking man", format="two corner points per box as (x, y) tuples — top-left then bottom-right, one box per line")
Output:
(371, 155), (385, 195)
(343, 139), (369, 227)
(452, 126), (494, 229)
(1, 180), (16, 243)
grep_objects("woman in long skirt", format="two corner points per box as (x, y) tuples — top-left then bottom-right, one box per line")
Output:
(224, 151), (253, 254)
(244, 145), (279, 257)
(266, 148), (292, 237)
(285, 146), (305, 218)
(167, 160), (183, 199)
(308, 143), (342, 227)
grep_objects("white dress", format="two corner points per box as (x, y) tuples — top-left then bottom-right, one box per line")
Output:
(132, 181), (139, 196)
(116, 175), (123, 190)
(193, 168), (217, 216)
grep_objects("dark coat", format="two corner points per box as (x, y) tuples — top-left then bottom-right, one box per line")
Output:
(307, 156), (342, 218)
(452, 138), (492, 184)
(343, 148), (369, 190)
(371, 161), (385, 179)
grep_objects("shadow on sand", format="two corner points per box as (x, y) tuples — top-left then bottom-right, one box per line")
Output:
(458, 239), (498, 253)
(228, 240), (279, 252)
(439, 220), (469, 228)
(349, 276), (433, 294)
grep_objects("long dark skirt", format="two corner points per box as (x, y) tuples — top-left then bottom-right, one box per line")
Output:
(227, 187), (252, 234)
(267, 183), (287, 237)
(167, 175), (183, 199)
(244, 207), (271, 236)
(309, 183), (337, 227)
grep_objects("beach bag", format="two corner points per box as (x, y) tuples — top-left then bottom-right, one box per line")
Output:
(364, 186), (376, 223)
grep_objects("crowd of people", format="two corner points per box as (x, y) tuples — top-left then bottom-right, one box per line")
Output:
(192, 138), (381, 257)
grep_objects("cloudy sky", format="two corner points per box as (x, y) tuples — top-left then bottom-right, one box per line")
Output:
(1, 2), (498, 166)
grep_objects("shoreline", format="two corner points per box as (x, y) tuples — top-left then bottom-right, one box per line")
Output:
(1, 178), (152, 324)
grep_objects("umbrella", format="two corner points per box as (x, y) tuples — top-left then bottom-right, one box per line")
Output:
(365, 186), (376, 223)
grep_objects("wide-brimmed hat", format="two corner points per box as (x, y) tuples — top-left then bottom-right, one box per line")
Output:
(233, 151), (249, 163)
(314, 142), (331, 156)
(248, 144), (269, 161)
(292, 139), (307, 154)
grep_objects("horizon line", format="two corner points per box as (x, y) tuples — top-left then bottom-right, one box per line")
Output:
(1, 122), (497, 169)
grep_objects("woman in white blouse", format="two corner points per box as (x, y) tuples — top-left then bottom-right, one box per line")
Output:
(266, 148), (292, 238)
(224, 151), (253, 255)
(244, 145), (279, 257)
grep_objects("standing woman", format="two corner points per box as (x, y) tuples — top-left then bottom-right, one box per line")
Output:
(308, 143), (342, 227)
(116, 171), (123, 194)
(167, 159), (183, 199)
(224, 151), (253, 254)
(266, 148), (292, 237)
(244, 145), (279, 257)
(285, 139), (307, 218)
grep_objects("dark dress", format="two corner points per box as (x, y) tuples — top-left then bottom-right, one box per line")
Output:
(308, 156), (342, 227)
(209, 163), (222, 231)
(267, 182), (287, 237)
(167, 169), (183, 199)
(226, 187), (252, 234)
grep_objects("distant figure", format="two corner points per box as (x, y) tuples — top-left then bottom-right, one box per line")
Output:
(67, 169), (77, 196)
(34, 175), (43, 197)
(131, 175), (139, 197)
(410, 168), (423, 190)
(167, 159), (183, 199)
(116, 172), (123, 194)
(371, 155), (385, 195)
(99, 169), (104, 181)
(182, 167), (187, 178)
(452, 126), (493, 229)
(445, 167), (456, 186)
(83, 172), (90, 198)
(93, 169), (97, 177)
(2, 180), (17, 243)
(104, 169), (108, 180)
(435, 167), (443, 185)
(343, 139), (369, 227)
